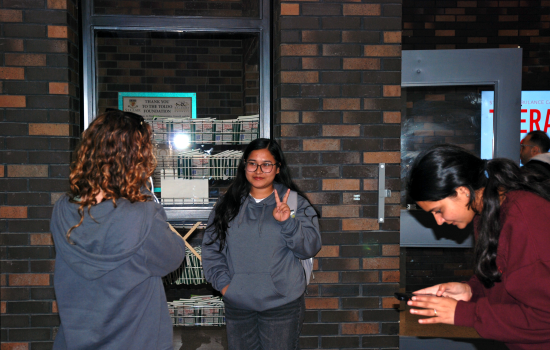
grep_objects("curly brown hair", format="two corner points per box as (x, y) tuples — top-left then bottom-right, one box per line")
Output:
(66, 109), (157, 242)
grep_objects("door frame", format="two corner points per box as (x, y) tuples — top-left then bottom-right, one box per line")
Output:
(400, 48), (522, 248)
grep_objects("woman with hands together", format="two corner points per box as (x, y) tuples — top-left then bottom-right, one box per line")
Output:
(406, 144), (550, 350)
(202, 138), (321, 350)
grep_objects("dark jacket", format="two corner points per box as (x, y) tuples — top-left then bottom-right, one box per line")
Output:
(201, 182), (321, 311)
(523, 153), (550, 178)
(51, 194), (186, 350)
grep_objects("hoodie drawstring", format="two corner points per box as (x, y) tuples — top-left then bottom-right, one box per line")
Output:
(258, 203), (266, 235)
(237, 196), (250, 227)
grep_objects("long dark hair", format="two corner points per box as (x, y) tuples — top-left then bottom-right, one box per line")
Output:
(206, 138), (314, 250)
(408, 144), (550, 287)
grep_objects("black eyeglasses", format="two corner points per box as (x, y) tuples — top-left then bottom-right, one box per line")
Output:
(105, 108), (145, 127)
(245, 161), (277, 173)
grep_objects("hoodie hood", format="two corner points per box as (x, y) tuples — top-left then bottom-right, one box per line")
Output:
(530, 152), (550, 165)
(51, 195), (152, 280)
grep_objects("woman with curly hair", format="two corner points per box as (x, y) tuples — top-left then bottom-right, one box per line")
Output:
(406, 144), (550, 350)
(50, 109), (186, 350)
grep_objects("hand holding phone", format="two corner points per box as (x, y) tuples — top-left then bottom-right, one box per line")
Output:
(394, 292), (433, 301)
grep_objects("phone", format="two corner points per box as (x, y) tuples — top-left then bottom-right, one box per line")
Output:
(394, 292), (415, 301)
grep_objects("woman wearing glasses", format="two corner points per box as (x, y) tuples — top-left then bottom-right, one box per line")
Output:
(202, 138), (321, 350)
(50, 110), (186, 349)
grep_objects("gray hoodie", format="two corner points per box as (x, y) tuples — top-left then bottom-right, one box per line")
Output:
(50, 194), (186, 350)
(201, 183), (321, 311)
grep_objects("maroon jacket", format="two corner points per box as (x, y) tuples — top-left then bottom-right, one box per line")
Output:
(454, 191), (550, 350)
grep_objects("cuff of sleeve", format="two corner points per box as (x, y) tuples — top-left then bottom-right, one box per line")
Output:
(454, 300), (476, 328)
(215, 274), (232, 293)
(278, 217), (298, 233)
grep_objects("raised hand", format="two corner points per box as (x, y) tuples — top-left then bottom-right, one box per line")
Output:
(273, 189), (291, 222)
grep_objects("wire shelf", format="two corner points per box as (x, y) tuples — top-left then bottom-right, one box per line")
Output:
(168, 296), (225, 327)
(155, 150), (242, 180)
(149, 115), (259, 145)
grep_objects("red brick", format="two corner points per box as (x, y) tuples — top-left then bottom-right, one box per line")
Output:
(0, 207), (28, 219)
(316, 245), (340, 258)
(48, 25), (68, 38)
(0, 9), (23, 22)
(342, 58), (380, 70)
(499, 30), (518, 36)
(52, 301), (58, 313)
(1, 274), (5, 286)
(281, 3), (300, 15)
(446, 8), (465, 14)
(531, 37), (550, 43)
(383, 32), (402, 43)
(363, 257), (399, 269)
(382, 245), (400, 256)
(382, 271), (400, 282)
(0, 96), (25, 108)
(342, 218), (379, 231)
(310, 271), (339, 284)
(363, 179), (377, 190)
(1, 343), (29, 350)
(9, 274), (50, 286)
(435, 30), (455, 36)
(519, 30), (539, 36)
(323, 205), (360, 218)
(382, 297), (399, 309)
(323, 98), (360, 110)
(302, 57), (340, 70)
(0, 67), (25, 80)
(280, 112), (299, 124)
(383, 111), (401, 123)
(5, 54), (46, 67)
(383, 85), (401, 97)
(305, 298), (339, 309)
(8, 165), (48, 178)
(457, 1), (477, 7)
(435, 15), (455, 21)
(31, 234), (54, 246)
(457, 15), (476, 21)
(303, 139), (340, 151)
(499, 15), (518, 21)
(342, 4), (381, 16)
(49, 82), (69, 94)
(468, 37), (488, 44)
(48, 0), (67, 9)
(322, 125), (360, 137)
(1, 301), (6, 314)
(363, 152), (400, 164)
(0, 165), (4, 177)
(280, 44), (318, 56)
(342, 323), (378, 335)
(281, 71), (318, 83)
(425, 94), (445, 101)
(322, 179), (360, 191)
(364, 45), (401, 57)
(29, 123), (70, 136)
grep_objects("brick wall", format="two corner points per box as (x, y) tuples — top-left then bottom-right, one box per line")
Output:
(402, 0), (550, 90)
(273, 0), (403, 347)
(0, 0), (80, 348)
(96, 32), (259, 119)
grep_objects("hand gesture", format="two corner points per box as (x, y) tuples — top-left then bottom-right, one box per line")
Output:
(408, 295), (458, 325)
(414, 282), (472, 302)
(273, 189), (291, 222)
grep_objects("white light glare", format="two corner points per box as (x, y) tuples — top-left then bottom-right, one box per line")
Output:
(173, 133), (190, 149)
